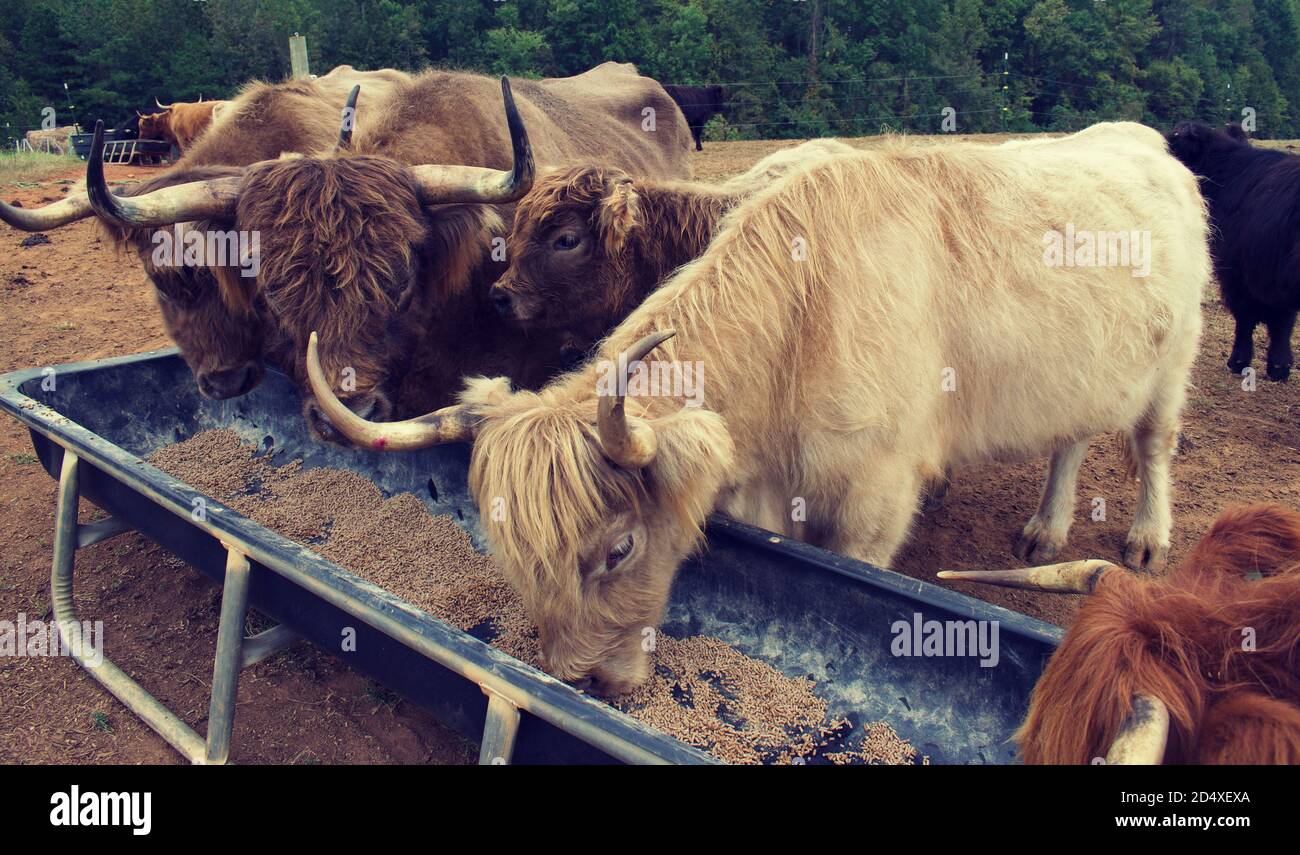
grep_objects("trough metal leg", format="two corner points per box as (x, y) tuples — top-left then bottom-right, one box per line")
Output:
(206, 547), (250, 764)
(50, 451), (208, 763)
(479, 686), (521, 765)
(48, 450), (301, 765)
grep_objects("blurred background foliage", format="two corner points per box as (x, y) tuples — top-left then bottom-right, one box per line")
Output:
(2, 0), (1298, 142)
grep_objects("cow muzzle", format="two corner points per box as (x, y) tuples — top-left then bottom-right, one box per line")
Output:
(488, 283), (540, 324)
(196, 361), (263, 400)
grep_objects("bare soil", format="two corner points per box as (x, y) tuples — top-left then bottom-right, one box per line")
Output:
(1, 138), (1297, 765)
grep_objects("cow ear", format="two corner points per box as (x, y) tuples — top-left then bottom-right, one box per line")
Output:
(646, 407), (733, 522)
(425, 204), (504, 300)
(598, 178), (640, 256)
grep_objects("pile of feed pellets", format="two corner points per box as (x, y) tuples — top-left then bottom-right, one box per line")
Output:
(150, 430), (925, 765)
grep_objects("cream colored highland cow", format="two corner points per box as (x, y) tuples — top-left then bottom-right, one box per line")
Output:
(309, 122), (1211, 694)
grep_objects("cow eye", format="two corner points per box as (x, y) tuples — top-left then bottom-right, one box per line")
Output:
(553, 233), (581, 251)
(605, 533), (634, 571)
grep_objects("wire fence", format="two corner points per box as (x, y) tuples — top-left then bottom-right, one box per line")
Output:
(0, 65), (1237, 148)
(663, 68), (1243, 139)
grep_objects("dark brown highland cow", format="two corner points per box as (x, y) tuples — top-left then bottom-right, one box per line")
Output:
(491, 139), (853, 361)
(1, 63), (694, 443)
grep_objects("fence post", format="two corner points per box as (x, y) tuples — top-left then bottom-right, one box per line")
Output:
(289, 33), (310, 80)
(1002, 52), (1009, 131)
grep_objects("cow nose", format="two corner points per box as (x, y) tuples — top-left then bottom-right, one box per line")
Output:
(571, 675), (595, 693)
(197, 363), (261, 399)
(489, 287), (514, 318)
(306, 390), (393, 445)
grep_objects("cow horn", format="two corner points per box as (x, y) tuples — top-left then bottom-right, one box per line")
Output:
(1104, 694), (1169, 765)
(936, 559), (1118, 593)
(408, 76), (535, 205)
(155, 97), (172, 110)
(85, 121), (243, 227)
(0, 180), (95, 232)
(305, 331), (480, 450)
(336, 85), (360, 151)
(597, 329), (676, 469)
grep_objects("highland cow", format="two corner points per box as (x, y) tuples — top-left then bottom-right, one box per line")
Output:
(942, 503), (1300, 765)
(1167, 120), (1300, 380)
(491, 139), (854, 360)
(0, 63), (694, 444)
(308, 122), (1210, 693)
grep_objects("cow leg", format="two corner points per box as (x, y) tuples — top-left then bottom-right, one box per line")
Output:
(692, 125), (704, 151)
(1014, 439), (1089, 563)
(1123, 409), (1180, 573)
(1227, 311), (1257, 374)
(823, 466), (922, 568)
(1264, 310), (1296, 381)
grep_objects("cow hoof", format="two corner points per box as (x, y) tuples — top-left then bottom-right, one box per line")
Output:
(1122, 539), (1168, 574)
(1014, 521), (1063, 563)
(1227, 356), (1251, 374)
(1266, 363), (1292, 382)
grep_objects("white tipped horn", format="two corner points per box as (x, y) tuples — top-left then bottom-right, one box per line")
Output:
(305, 331), (479, 450)
(936, 559), (1119, 593)
(1104, 694), (1169, 765)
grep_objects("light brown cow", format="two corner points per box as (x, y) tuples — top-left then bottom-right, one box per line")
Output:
(308, 122), (1210, 694)
(137, 98), (230, 152)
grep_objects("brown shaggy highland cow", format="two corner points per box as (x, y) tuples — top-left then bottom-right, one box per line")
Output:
(945, 503), (1300, 764)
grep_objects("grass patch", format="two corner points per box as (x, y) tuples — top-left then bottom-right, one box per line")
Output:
(0, 150), (79, 187)
(8, 452), (38, 465)
(90, 711), (113, 733)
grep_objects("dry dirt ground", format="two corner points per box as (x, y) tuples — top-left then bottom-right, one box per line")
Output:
(1, 136), (1297, 765)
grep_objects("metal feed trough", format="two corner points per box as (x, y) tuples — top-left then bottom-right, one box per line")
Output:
(0, 349), (1063, 764)
(71, 130), (172, 164)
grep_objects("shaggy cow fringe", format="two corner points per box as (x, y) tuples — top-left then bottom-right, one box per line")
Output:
(1017, 503), (1300, 764)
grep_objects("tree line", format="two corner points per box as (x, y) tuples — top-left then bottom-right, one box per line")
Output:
(3, 0), (1299, 144)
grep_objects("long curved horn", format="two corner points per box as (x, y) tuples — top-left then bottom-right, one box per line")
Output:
(0, 182), (94, 232)
(1104, 694), (1169, 765)
(597, 329), (676, 469)
(86, 121), (243, 227)
(305, 331), (479, 450)
(336, 85), (360, 151)
(936, 559), (1118, 593)
(408, 76), (535, 205)
(155, 97), (172, 110)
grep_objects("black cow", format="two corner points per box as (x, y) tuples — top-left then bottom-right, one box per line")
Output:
(1167, 121), (1300, 381)
(662, 84), (725, 151)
